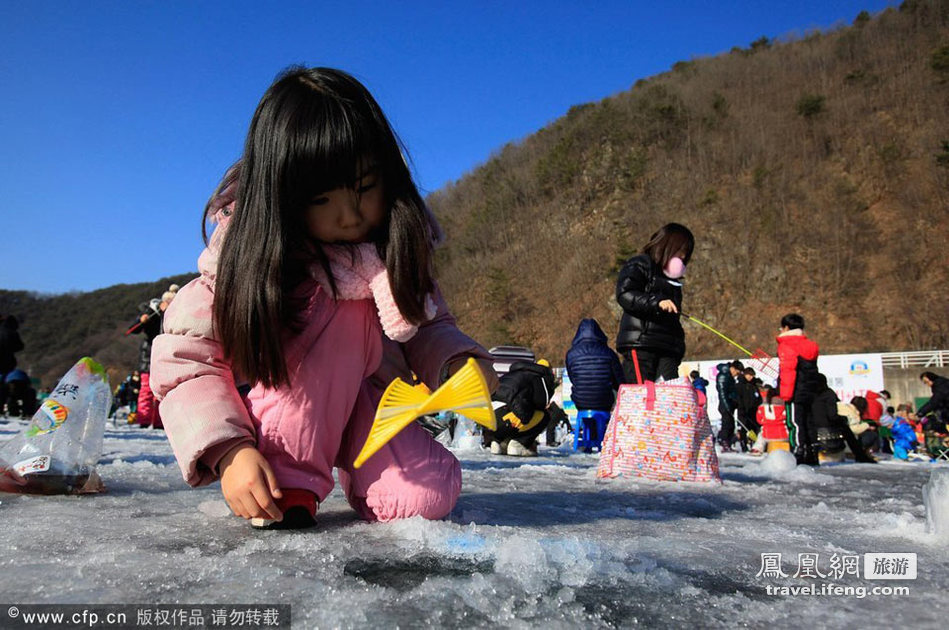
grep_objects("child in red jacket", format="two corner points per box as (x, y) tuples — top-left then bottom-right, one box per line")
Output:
(776, 313), (822, 466)
(755, 386), (788, 453)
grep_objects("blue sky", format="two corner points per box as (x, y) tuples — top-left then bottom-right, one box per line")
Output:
(0, 0), (897, 294)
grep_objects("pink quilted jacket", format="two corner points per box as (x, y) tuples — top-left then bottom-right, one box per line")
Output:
(150, 214), (492, 489)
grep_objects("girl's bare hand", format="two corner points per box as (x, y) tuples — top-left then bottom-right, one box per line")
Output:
(659, 299), (678, 314)
(218, 444), (283, 522)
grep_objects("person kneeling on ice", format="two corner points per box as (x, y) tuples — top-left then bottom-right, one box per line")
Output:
(150, 68), (496, 530)
(847, 396), (881, 454)
(810, 374), (876, 464)
(482, 359), (558, 457)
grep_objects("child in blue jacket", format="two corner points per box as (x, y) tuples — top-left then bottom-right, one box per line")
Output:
(891, 406), (928, 461)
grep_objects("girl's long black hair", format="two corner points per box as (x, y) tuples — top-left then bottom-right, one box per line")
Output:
(206, 67), (438, 388)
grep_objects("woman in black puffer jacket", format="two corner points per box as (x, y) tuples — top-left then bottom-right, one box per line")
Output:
(615, 223), (694, 383)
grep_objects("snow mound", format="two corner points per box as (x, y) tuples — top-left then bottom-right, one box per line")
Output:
(759, 449), (797, 473)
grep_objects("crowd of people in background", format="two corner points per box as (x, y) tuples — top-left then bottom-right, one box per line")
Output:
(0, 285), (180, 427)
(706, 313), (949, 465)
(483, 297), (949, 466)
(467, 286), (942, 466)
(479, 312), (949, 467)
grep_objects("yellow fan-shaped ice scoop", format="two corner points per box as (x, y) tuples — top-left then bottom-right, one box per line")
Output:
(354, 358), (495, 468)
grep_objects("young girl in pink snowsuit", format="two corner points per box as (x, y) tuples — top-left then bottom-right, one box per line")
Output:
(150, 67), (496, 529)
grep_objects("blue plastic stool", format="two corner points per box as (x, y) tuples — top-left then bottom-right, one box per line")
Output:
(573, 410), (611, 452)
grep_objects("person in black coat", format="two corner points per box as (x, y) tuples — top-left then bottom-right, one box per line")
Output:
(615, 223), (694, 383)
(565, 318), (625, 413)
(715, 360), (742, 450)
(735, 366), (762, 452)
(810, 374), (876, 463)
(918, 372), (949, 433)
(483, 359), (557, 456)
(0, 314), (25, 414)
(130, 299), (164, 371)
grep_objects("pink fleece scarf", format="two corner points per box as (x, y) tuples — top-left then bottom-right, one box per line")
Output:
(312, 243), (435, 342)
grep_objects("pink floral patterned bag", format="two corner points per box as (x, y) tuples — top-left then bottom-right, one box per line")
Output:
(597, 378), (720, 483)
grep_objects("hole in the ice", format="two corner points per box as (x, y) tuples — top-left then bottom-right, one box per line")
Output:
(666, 565), (771, 601)
(572, 583), (649, 627)
(344, 554), (494, 590)
(452, 491), (749, 526)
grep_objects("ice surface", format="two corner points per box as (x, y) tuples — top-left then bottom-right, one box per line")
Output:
(1, 415), (947, 628)
(923, 467), (949, 538)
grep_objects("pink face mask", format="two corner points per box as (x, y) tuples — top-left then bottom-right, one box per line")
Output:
(664, 257), (686, 279)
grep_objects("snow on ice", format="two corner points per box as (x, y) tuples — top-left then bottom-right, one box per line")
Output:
(1, 415), (947, 628)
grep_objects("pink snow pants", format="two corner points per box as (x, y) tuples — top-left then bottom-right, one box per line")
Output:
(244, 298), (461, 522)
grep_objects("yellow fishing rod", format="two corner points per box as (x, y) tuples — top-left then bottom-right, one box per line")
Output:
(680, 311), (753, 357)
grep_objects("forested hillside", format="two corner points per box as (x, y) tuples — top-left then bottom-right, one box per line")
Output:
(4, 2), (949, 389)
(429, 1), (949, 363)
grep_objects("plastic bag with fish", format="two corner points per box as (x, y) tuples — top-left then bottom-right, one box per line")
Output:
(0, 357), (112, 494)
